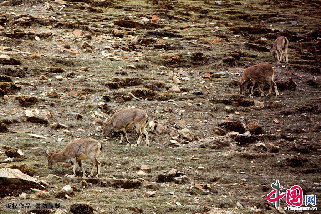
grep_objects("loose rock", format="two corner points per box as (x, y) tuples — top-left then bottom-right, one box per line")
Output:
(247, 121), (263, 135)
(0, 75), (12, 82)
(70, 203), (94, 214)
(16, 95), (38, 107)
(131, 88), (156, 99)
(25, 109), (49, 124)
(156, 169), (185, 183)
(218, 120), (246, 134)
(0, 122), (8, 132)
(213, 127), (226, 136)
(178, 128), (194, 141)
(198, 137), (230, 149)
(3, 146), (24, 158)
(0, 82), (21, 96)
(0, 168), (45, 197)
(233, 131), (257, 146)
(0, 54), (21, 65)
(48, 67), (65, 73)
(169, 85), (181, 92)
(277, 78), (297, 91)
(47, 91), (59, 98)
(173, 175), (190, 184)
(140, 164), (151, 173)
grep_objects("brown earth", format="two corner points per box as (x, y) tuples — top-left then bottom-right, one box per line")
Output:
(0, 0), (320, 213)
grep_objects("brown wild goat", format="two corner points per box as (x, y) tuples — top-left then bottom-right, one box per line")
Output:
(46, 138), (101, 178)
(271, 36), (289, 63)
(239, 62), (279, 97)
(103, 108), (149, 146)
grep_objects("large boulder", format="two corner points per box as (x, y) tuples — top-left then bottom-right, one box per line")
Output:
(0, 168), (45, 197)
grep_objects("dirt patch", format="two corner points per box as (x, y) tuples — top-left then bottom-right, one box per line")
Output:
(70, 203), (94, 214)
(0, 82), (21, 96)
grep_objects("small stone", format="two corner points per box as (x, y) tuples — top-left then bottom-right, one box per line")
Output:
(169, 85), (181, 92)
(0, 75), (12, 82)
(144, 182), (160, 190)
(254, 100), (264, 109)
(50, 123), (68, 129)
(236, 201), (244, 209)
(155, 124), (166, 134)
(55, 75), (63, 81)
(146, 191), (156, 197)
(0, 122), (8, 132)
(169, 139), (180, 147)
(63, 129), (72, 136)
(19, 192), (27, 199)
(0, 82), (21, 96)
(127, 64), (136, 69)
(81, 67), (88, 72)
(82, 42), (92, 49)
(64, 44), (71, 49)
(35, 189), (50, 198)
(16, 96), (38, 107)
(224, 106), (234, 113)
(40, 75), (48, 80)
(173, 175), (190, 184)
(218, 120), (246, 133)
(4, 157), (13, 162)
(189, 184), (210, 195)
(4, 147), (24, 158)
(65, 174), (76, 179)
(70, 203), (94, 214)
(25, 109), (48, 124)
(213, 127), (226, 136)
(0, 54), (10, 61)
(273, 118), (280, 124)
(81, 180), (88, 187)
(254, 142), (267, 152)
(247, 121), (263, 135)
(0, 54), (21, 65)
(156, 169), (181, 183)
(47, 174), (60, 180)
(172, 77), (181, 84)
(25, 109), (38, 117)
(48, 67), (65, 73)
(54, 209), (67, 214)
(233, 132), (257, 146)
(178, 128), (194, 141)
(192, 90), (203, 95)
(199, 137), (230, 149)
(112, 28), (123, 37)
(3, 95), (9, 100)
(141, 164), (151, 173)
(47, 91), (59, 98)
(212, 71), (228, 78)
(73, 29), (83, 37)
(136, 170), (147, 176)
(270, 144), (279, 153)
(277, 78), (297, 91)
(62, 185), (73, 193)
